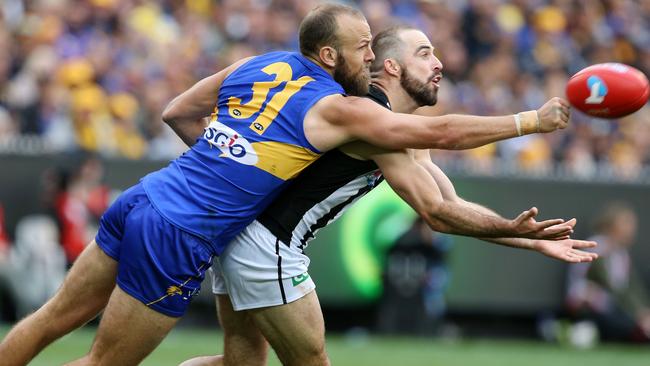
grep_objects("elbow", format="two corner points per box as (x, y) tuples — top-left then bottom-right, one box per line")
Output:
(416, 201), (451, 233)
(420, 213), (453, 234)
(161, 100), (179, 126)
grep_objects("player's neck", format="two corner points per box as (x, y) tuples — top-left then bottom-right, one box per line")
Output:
(304, 55), (334, 77)
(371, 80), (418, 114)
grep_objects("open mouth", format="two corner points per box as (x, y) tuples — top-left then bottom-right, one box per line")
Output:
(431, 74), (442, 88)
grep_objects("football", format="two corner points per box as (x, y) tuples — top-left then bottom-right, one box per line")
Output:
(565, 63), (649, 118)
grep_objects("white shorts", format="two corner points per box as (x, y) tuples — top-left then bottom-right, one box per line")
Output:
(211, 220), (316, 311)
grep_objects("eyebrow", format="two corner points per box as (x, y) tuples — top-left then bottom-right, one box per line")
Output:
(414, 45), (433, 55)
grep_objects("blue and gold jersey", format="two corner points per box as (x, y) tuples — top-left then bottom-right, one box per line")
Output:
(141, 52), (344, 255)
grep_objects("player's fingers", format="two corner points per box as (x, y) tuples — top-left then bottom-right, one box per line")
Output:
(567, 249), (591, 260)
(560, 107), (570, 121)
(515, 209), (536, 223)
(557, 97), (571, 108)
(562, 252), (581, 263)
(549, 235), (571, 241)
(571, 240), (597, 249)
(580, 251), (599, 260)
(569, 249), (598, 260)
(536, 218), (568, 230)
(537, 219), (573, 228)
(564, 218), (577, 229)
(569, 248), (598, 258)
(528, 206), (539, 217)
(539, 224), (573, 238)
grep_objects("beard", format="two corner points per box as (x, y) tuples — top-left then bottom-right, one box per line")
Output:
(333, 52), (370, 96)
(400, 65), (438, 107)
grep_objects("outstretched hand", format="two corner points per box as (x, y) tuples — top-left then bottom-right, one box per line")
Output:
(534, 237), (598, 263)
(511, 207), (574, 240)
(542, 218), (577, 240)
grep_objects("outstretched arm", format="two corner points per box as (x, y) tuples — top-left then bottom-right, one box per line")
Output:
(309, 95), (570, 152)
(162, 57), (254, 146)
(372, 150), (570, 239)
(414, 152), (598, 262)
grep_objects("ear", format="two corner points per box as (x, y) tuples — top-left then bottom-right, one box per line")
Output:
(384, 58), (401, 77)
(319, 46), (338, 68)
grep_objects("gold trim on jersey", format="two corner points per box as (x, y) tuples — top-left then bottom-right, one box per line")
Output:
(251, 141), (321, 180)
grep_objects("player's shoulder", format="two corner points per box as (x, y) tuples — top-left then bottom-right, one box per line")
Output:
(231, 51), (323, 74)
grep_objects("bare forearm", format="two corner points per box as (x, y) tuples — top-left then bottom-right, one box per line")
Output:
(168, 118), (209, 147)
(423, 200), (517, 238)
(460, 200), (537, 249)
(423, 114), (519, 150)
(373, 113), (522, 150)
(482, 236), (536, 250)
(411, 108), (544, 150)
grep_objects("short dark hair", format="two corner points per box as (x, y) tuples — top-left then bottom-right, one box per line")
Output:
(370, 25), (417, 73)
(299, 3), (364, 58)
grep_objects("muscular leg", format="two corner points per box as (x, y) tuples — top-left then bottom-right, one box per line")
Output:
(179, 294), (268, 366)
(65, 286), (179, 366)
(0, 241), (117, 366)
(219, 294), (269, 366)
(249, 291), (329, 366)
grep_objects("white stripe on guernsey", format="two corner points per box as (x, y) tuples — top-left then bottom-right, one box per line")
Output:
(289, 171), (379, 249)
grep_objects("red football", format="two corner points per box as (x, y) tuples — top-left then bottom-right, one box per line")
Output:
(565, 63), (649, 119)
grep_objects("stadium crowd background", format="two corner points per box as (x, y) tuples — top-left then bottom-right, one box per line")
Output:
(1, 0), (650, 180)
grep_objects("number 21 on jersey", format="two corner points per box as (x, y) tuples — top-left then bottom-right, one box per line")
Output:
(227, 62), (314, 134)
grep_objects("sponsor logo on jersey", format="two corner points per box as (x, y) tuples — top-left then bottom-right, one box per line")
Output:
(366, 170), (383, 187)
(203, 120), (258, 165)
(292, 272), (310, 286)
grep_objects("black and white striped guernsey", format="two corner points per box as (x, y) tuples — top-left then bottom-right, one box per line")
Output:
(257, 85), (390, 250)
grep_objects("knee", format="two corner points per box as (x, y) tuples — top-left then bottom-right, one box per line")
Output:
(306, 345), (329, 366)
(281, 343), (329, 366)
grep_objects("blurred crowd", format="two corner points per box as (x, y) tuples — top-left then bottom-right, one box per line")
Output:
(0, 153), (110, 320)
(1, 0), (650, 178)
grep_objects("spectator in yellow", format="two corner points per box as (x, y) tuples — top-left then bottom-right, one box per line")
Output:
(109, 93), (147, 160)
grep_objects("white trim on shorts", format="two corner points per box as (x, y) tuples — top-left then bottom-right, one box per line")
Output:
(211, 220), (315, 311)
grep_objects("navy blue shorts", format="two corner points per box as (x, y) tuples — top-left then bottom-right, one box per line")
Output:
(96, 183), (213, 317)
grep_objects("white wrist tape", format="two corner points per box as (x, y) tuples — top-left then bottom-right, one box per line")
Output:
(514, 113), (523, 136)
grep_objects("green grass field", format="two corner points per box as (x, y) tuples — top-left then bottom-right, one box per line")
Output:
(2, 325), (649, 366)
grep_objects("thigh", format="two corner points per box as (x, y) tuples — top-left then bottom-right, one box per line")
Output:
(42, 240), (117, 329)
(217, 294), (268, 366)
(248, 291), (328, 366)
(82, 286), (179, 366)
(218, 220), (314, 311)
